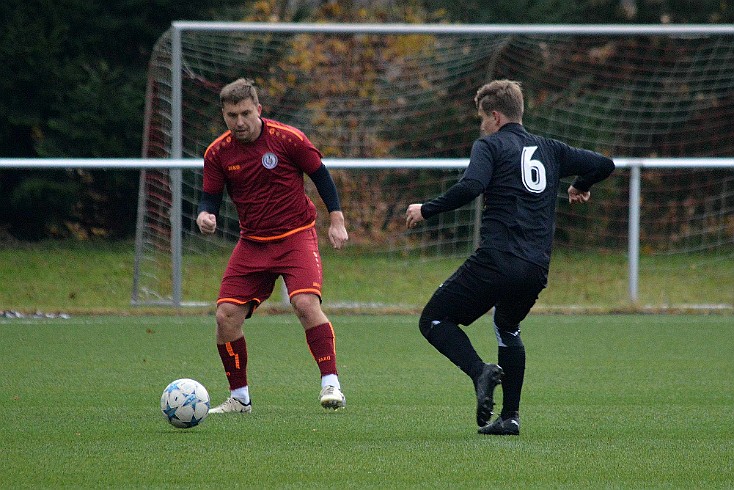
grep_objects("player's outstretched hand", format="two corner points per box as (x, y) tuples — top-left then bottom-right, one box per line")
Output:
(328, 211), (348, 250)
(196, 211), (217, 234)
(567, 185), (590, 204)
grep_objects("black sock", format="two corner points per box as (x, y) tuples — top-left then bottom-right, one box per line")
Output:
(498, 345), (525, 416)
(425, 321), (485, 382)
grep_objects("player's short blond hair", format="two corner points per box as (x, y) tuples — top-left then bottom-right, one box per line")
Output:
(474, 80), (524, 122)
(220, 78), (259, 107)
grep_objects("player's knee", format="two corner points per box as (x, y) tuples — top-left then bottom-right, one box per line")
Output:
(216, 302), (240, 326)
(419, 309), (439, 339)
(493, 309), (526, 347)
(290, 293), (327, 328)
(290, 293), (320, 315)
(215, 302), (248, 339)
(494, 324), (524, 348)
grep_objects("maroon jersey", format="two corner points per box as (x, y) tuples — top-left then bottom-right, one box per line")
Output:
(203, 118), (323, 241)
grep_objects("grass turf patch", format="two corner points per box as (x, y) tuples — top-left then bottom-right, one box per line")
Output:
(1, 241), (733, 313)
(1, 314), (732, 488)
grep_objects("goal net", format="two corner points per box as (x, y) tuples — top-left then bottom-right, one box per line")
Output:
(135, 23), (734, 309)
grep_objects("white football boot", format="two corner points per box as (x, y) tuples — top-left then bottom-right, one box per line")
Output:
(319, 385), (346, 409)
(209, 397), (252, 414)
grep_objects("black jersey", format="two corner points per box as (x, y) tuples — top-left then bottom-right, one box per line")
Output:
(422, 123), (614, 270)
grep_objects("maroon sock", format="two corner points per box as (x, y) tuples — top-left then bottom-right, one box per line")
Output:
(305, 322), (338, 376)
(217, 336), (248, 390)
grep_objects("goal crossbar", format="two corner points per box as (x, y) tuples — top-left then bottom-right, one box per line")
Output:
(172, 21), (734, 36)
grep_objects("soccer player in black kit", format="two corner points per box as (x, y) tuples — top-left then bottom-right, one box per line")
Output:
(406, 80), (614, 435)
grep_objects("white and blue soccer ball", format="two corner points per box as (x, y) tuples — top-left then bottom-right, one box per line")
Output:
(160, 378), (210, 429)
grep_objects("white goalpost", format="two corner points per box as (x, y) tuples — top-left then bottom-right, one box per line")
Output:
(129, 22), (734, 308)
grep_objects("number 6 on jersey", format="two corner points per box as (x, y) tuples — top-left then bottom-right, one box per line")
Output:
(521, 146), (547, 193)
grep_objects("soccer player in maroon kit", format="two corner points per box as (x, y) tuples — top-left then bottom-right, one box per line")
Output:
(196, 78), (349, 413)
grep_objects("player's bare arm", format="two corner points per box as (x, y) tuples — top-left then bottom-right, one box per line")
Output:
(196, 211), (217, 234)
(406, 203), (424, 228)
(567, 185), (591, 204)
(328, 211), (348, 249)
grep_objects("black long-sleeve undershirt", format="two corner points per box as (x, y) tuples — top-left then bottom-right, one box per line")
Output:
(197, 190), (223, 215)
(308, 163), (341, 213)
(420, 178), (484, 220)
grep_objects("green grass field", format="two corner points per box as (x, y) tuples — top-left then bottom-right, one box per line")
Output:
(1, 241), (733, 313)
(2, 314), (732, 488)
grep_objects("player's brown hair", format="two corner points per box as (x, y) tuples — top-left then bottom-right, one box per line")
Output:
(474, 80), (524, 122)
(220, 78), (259, 107)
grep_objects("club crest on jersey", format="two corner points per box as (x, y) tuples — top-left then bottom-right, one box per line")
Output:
(261, 152), (278, 169)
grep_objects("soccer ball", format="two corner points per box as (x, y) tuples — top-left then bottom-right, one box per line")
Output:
(160, 378), (210, 429)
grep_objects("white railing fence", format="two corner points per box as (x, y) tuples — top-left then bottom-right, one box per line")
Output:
(2, 157), (732, 308)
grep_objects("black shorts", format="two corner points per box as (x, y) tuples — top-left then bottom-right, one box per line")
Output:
(422, 248), (547, 332)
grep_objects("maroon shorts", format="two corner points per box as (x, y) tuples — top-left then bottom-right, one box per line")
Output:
(217, 227), (323, 314)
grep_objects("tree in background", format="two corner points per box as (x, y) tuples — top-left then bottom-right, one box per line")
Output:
(418, 0), (731, 24)
(0, 0), (231, 240)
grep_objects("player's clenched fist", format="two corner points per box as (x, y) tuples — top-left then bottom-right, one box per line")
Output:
(567, 185), (591, 204)
(405, 203), (424, 228)
(197, 211), (217, 234)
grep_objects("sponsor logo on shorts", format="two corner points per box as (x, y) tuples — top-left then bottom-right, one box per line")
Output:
(261, 152), (278, 169)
